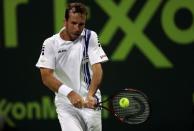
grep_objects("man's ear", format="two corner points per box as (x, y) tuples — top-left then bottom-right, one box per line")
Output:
(64, 20), (67, 27)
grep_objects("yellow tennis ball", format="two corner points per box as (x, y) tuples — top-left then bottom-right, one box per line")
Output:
(119, 97), (130, 108)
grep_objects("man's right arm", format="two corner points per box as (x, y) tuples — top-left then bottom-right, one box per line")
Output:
(40, 67), (84, 108)
(40, 68), (62, 92)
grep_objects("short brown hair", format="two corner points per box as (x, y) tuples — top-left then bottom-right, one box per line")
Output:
(65, 2), (88, 20)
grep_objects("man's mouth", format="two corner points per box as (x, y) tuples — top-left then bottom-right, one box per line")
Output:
(73, 33), (80, 37)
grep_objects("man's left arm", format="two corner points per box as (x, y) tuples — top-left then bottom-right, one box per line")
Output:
(85, 63), (103, 108)
(85, 31), (108, 108)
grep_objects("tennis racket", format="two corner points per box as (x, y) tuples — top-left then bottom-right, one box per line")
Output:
(96, 88), (150, 125)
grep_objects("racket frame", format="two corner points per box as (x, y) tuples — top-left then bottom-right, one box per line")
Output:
(96, 88), (150, 124)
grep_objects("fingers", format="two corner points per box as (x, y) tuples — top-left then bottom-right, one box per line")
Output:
(84, 96), (97, 109)
(67, 91), (97, 109)
(67, 91), (84, 108)
(71, 98), (84, 108)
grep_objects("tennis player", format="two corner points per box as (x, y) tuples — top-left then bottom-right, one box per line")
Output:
(36, 2), (108, 131)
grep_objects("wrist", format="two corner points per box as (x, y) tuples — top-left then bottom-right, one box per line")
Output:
(58, 84), (73, 97)
(87, 93), (93, 97)
(88, 90), (95, 97)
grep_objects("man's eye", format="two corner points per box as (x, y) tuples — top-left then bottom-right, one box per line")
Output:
(79, 24), (84, 26)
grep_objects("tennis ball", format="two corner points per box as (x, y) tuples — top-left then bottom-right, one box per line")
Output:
(119, 97), (130, 108)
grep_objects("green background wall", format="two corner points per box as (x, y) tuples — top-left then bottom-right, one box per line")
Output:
(0, 0), (193, 131)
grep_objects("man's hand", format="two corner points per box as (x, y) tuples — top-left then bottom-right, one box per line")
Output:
(67, 91), (84, 108)
(84, 95), (97, 109)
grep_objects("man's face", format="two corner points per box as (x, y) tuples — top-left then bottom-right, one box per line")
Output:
(65, 12), (86, 41)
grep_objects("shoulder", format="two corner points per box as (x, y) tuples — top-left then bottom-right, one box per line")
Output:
(84, 28), (97, 37)
(44, 34), (57, 43)
(84, 29), (100, 47)
(43, 34), (58, 46)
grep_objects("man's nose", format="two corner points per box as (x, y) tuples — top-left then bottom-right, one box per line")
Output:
(74, 24), (81, 31)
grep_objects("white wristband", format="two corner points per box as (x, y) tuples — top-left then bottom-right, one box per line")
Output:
(58, 85), (73, 96)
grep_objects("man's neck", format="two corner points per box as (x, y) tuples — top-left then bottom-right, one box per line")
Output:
(60, 29), (73, 41)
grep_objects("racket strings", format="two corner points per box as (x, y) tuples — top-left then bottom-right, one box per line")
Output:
(112, 91), (150, 124)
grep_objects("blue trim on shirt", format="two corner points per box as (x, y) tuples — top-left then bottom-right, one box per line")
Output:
(83, 29), (91, 89)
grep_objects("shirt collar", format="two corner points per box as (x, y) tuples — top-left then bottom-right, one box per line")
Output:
(57, 27), (86, 44)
